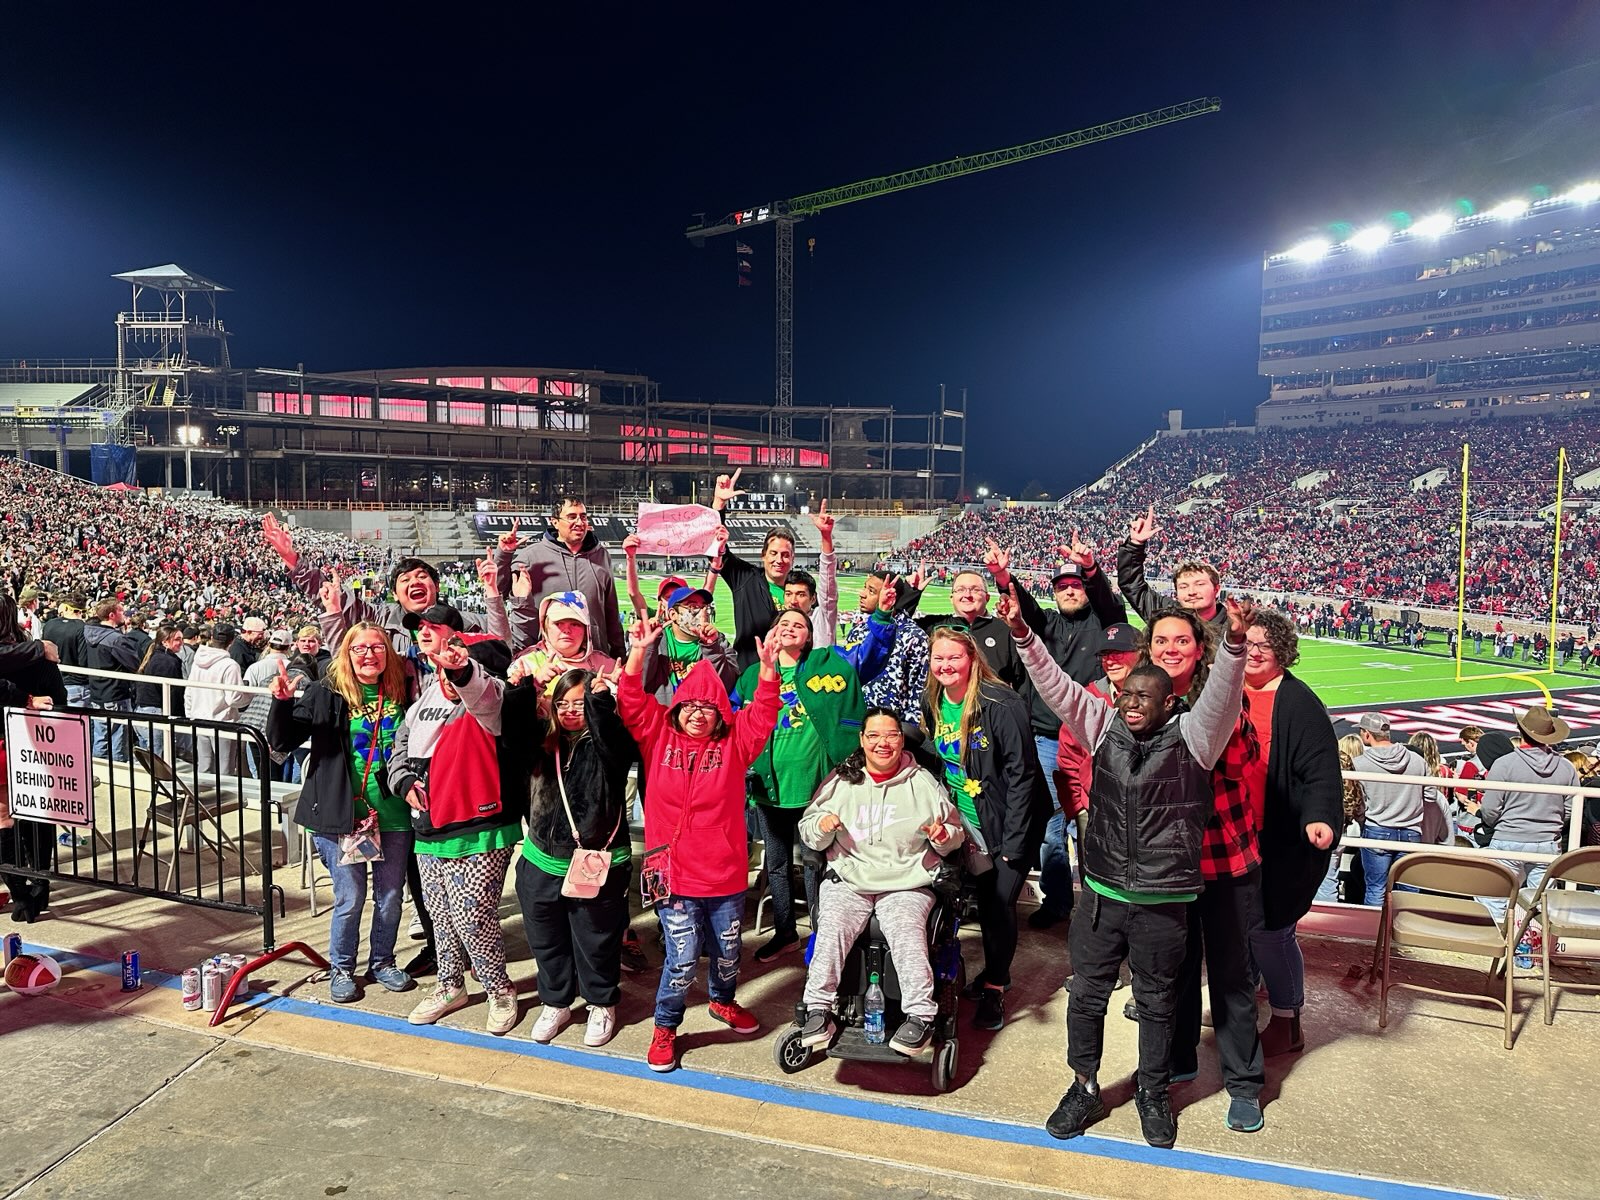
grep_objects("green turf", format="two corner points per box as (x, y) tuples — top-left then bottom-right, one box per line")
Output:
(644, 570), (1593, 708)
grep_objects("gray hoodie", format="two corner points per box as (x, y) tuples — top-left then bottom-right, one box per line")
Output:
(1478, 744), (1578, 843)
(1351, 742), (1430, 830)
(799, 753), (965, 893)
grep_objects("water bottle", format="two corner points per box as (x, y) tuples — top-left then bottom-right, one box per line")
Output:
(1514, 936), (1533, 971)
(864, 973), (886, 1044)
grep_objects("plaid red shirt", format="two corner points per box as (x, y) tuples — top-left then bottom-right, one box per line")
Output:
(1200, 698), (1262, 881)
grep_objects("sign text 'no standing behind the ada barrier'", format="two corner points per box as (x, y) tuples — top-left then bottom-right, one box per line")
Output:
(5, 709), (93, 827)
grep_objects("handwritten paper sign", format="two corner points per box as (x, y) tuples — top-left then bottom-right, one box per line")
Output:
(635, 503), (722, 557)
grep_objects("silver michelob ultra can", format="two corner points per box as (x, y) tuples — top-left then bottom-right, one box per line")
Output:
(224, 953), (250, 994)
(181, 967), (203, 1011)
(1, 932), (20, 968)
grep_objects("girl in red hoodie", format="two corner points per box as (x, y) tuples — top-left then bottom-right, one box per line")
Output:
(618, 616), (782, 1073)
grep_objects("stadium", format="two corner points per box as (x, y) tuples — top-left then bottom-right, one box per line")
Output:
(3, 177), (1599, 1200)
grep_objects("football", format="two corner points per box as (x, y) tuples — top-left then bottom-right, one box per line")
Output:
(4, 952), (63, 995)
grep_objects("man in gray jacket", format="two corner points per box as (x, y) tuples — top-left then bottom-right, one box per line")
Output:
(497, 496), (624, 658)
(1351, 713), (1430, 905)
(1478, 706), (1579, 924)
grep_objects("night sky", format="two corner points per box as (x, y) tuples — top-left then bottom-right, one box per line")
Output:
(4, 5), (1599, 495)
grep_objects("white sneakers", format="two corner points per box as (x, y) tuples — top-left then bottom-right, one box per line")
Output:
(584, 1004), (617, 1047)
(530, 1004), (573, 1044)
(407, 984), (469, 1026)
(486, 991), (520, 1036)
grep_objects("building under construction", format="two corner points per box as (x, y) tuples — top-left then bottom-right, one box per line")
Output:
(0, 265), (966, 509)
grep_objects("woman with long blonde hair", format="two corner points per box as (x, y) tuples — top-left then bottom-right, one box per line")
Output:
(920, 624), (1050, 1032)
(270, 621), (415, 1003)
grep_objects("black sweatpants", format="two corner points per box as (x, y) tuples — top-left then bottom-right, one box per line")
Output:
(406, 845), (436, 950)
(1172, 867), (1265, 1100)
(757, 805), (821, 939)
(1066, 887), (1190, 1093)
(0, 819), (55, 918)
(514, 854), (629, 1008)
(974, 857), (1028, 989)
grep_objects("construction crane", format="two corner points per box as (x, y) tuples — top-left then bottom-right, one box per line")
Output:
(687, 96), (1221, 436)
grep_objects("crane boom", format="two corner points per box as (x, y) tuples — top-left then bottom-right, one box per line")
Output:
(686, 96), (1220, 241)
(684, 95), (1221, 437)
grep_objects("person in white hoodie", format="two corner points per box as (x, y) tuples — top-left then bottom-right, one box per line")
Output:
(1477, 706), (1580, 924)
(796, 709), (965, 1057)
(185, 623), (249, 774)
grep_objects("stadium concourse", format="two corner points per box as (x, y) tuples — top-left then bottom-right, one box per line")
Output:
(1, 450), (1597, 1200)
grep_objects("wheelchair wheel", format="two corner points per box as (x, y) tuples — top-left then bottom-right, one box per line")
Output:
(773, 1026), (814, 1074)
(931, 1038), (958, 1092)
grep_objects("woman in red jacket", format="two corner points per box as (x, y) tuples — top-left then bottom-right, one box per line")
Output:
(618, 616), (783, 1073)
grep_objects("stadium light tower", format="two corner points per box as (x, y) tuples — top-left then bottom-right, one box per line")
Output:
(686, 97), (1222, 437)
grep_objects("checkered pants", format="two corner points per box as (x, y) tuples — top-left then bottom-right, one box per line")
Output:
(416, 847), (515, 995)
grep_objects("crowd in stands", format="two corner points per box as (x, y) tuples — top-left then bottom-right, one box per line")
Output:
(0, 458), (391, 629)
(902, 412), (1600, 627)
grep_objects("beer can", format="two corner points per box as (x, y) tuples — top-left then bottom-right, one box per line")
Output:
(201, 958), (222, 1011)
(2, 932), (21, 967)
(181, 967), (203, 1011)
(225, 953), (251, 994)
(120, 950), (141, 992)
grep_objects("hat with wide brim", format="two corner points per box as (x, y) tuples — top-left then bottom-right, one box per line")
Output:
(1515, 706), (1571, 746)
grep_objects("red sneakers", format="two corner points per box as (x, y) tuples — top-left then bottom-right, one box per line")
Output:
(707, 999), (760, 1035)
(646, 1024), (678, 1072)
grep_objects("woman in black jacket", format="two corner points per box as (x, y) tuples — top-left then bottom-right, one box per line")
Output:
(920, 624), (1051, 1032)
(268, 620), (416, 1004)
(502, 667), (637, 1048)
(132, 623), (185, 761)
(1242, 611), (1342, 1057)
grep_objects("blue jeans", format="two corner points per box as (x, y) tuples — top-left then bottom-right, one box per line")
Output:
(1482, 838), (1561, 926)
(1037, 810), (1076, 918)
(66, 684), (91, 710)
(92, 700), (132, 762)
(654, 892), (744, 1028)
(132, 705), (166, 761)
(1314, 850), (1342, 902)
(1361, 824), (1421, 905)
(1249, 921), (1304, 1013)
(313, 830), (413, 975)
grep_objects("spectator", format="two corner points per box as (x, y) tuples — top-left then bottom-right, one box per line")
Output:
(132, 623), (185, 760)
(83, 597), (138, 761)
(1351, 714), (1430, 904)
(1477, 707), (1580, 925)
(499, 497), (624, 658)
(186, 623), (249, 775)
(1406, 732), (1454, 845)
(231, 616), (267, 673)
(709, 471), (796, 671)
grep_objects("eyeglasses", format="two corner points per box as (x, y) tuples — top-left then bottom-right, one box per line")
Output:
(862, 733), (904, 744)
(558, 512), (589, 524)
(554, 700), (586, 713)
(950, 587), (987, 598)
(677, 701), (718, 715)
(349, 645), (387, 658)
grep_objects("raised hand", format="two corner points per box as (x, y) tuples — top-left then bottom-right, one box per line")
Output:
(756, 622), (782, 671)
(709, 523), (729, 561)
(921, 819), (950, 846)
(510, 565), (533, 600)
(622, 532), (641, 558)
(632, 614), (664, 649)
(878, 573), (898, 613)
(712, 468), (745, 510)
(531, 658), (561, 691)
(982, 537), (1010, 579)
(497, 517), (523, 554)
(430, 636), (470, 673)
(1060, 529), (1096, 570)
(996, 583), (1029, 638)
(262, 513), (297, 568)
(1129, 504), (1162, 545)
(476, 550), (499, 599)
(808, 498), (834, 550)
(907, 559), (929, 591)
(318, 566), (343, 615)
(269, 657), (296, 701)
(507, 657), (529, 686)
(1223, 595), (1256, 644)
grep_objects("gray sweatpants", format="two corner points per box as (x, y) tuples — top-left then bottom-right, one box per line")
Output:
(802, 878), (937, 1020)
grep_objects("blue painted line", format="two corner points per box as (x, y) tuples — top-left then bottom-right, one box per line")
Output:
(18, 942), (1490, 1200)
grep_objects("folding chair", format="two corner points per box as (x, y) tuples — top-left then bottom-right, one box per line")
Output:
(1510, 846), (1600, 1025)
(131, 748), (249, 890)
(1376, 852), (1521, 1049)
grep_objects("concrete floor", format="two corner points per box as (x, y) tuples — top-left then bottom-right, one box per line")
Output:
(7, 796), (1597, 1200)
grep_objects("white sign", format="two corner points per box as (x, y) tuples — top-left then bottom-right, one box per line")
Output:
(635, 503), (723, 557)
(5, 710), (93, 827)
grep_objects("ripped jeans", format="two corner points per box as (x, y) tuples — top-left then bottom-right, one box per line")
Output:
(653, 892), (745, 1029)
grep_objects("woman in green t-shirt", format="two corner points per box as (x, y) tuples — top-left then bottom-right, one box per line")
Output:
(733, 608), (868, 964)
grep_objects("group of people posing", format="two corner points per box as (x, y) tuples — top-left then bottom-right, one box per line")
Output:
(241, 470), (1368, 1152)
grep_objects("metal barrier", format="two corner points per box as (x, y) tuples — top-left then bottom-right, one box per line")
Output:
(1, 702), (287, 953)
